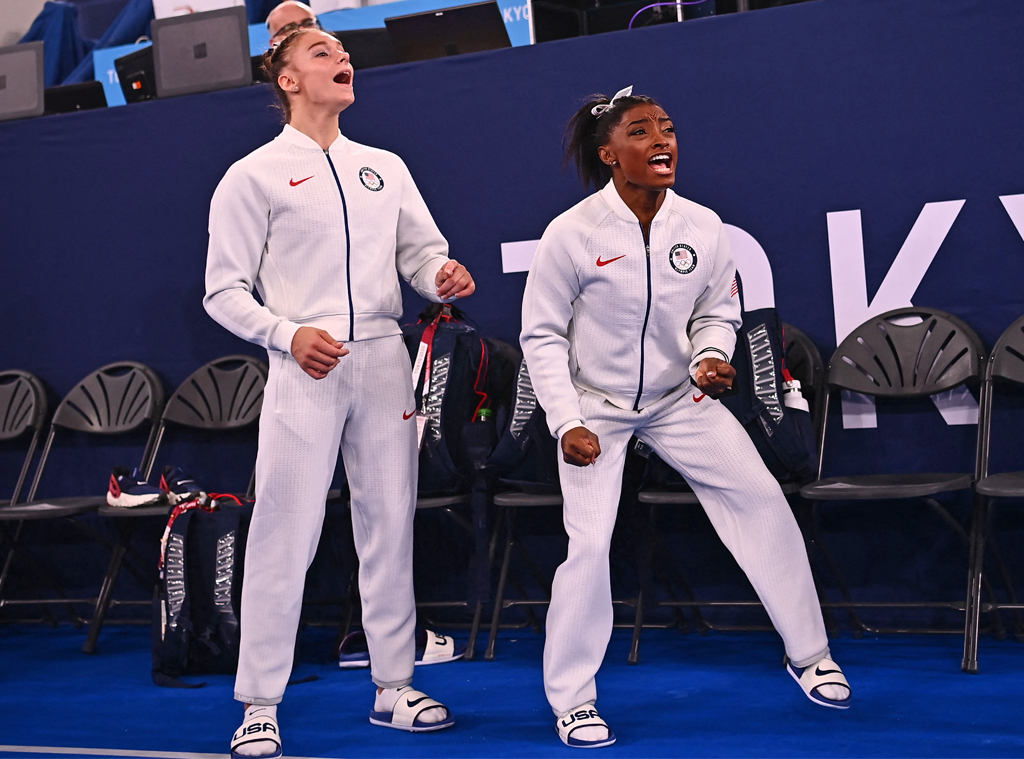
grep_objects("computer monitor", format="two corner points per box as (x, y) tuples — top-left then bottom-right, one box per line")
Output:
(44, 80), (108, 114)
(333, 28), (399, 70)
(0, 41), (44, 122)
(151, 5), (252, 99)
(384, 1), (511, 64)
(251, 54), (269, 83)
(115, 45), (157, 103)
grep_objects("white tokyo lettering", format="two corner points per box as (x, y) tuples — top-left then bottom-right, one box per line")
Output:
(827, 201), (977, 429)
(1000, 194), (1024, 243)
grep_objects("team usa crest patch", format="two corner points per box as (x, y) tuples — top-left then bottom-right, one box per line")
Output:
(669, 243), (697, 274)
(359, 167), (384, 191)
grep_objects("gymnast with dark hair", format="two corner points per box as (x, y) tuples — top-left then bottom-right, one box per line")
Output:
(520, 87), (851, 748)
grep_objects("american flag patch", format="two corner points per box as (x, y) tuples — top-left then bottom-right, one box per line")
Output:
(730, 277), (739, 298)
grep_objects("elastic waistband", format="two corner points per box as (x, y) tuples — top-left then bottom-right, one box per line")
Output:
(575, 377), (692, 412)
(296, 313), (402, 343)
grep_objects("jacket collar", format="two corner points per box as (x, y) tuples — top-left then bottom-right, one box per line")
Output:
(599, 179), (676, 225)
(277, 123), (349, 152)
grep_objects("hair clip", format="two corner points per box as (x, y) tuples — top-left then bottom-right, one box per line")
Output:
(591, 85), (633, 117)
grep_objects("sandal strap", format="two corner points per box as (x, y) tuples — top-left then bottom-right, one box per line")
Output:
(421, 630), (455, 661)
(231, 716), (281, 751)
(799, 659), (850, 691)
(393, 689), (447, 727)
(557, 706), (608, 741)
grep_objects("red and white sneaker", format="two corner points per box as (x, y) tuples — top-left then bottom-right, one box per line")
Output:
(158, 465), (205, 505)
(107, 467), (168, 508)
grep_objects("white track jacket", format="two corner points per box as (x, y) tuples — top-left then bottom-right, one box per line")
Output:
(521, 181), (741, 438)
(205, 124), (449, 351)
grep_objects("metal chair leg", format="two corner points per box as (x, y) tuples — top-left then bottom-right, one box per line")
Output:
(984, 531), (1024, 643)
(962, 493), (989, 673)
(82, 521), (134, 654)
(628, 587), (644, 665)
(1, 520), (88, 625)
(647, 506), (710, 634)
(925, 497), (1006, 640)
(792, 497), (841, 637)
(485, 509), (516, 661)
(809, 502), (867, 637)
(465, 508), (504, 661)
(0, 521), (24, 601)
(333, 565), (360, 654)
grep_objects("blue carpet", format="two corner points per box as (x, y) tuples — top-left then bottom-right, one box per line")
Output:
(0, 625), (1022, 758)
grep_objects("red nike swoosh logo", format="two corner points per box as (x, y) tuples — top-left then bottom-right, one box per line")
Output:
(289, 176), (314, 186)
(596, 255), (626, 267)
(693, 393), (706, 403)
(403, 410), (415, 420)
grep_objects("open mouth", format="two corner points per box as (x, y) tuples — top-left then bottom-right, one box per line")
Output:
(648, 153), (673, 175)
(333, 70), (352, 85)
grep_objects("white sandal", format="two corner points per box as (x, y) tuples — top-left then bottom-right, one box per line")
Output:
(369, 688), (455, 732)
(556, 704), (616, 749)
(230, 710), (282, 758)
(338, 628), (466, 668)
(787, 656), (852, 709)
(417, 629), (466, 665)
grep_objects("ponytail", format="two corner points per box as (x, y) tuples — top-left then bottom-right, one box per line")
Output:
(563, 92), (663, 189)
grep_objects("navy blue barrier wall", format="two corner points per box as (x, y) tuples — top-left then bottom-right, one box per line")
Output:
(2, 0), (1024, 615)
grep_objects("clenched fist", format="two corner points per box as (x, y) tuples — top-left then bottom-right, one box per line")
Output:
(695, 357), (736, 395)
(561, 426), (601, 467)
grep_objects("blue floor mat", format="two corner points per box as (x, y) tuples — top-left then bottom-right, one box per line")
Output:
(0, 624), (1022, 758)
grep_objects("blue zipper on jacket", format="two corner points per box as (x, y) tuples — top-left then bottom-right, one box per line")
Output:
(324, 149), (355, 342)
(633, 223), (653, 411)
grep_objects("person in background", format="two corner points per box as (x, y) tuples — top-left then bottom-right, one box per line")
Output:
(266, 0), (321, 48)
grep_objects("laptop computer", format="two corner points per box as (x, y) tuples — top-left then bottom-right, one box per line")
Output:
(0, 41), (44, 122)
(44, 80), (108, 114)
(115, 45), (157, 103)
(384, 1), (511, 64)
(333, 28), (399, 70)
(151, 5), (252, 99)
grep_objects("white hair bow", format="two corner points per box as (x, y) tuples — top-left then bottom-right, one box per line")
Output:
(591, 86), (634, 117)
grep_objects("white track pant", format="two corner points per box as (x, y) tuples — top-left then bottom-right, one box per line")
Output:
(235, 334), (418, 704)
(544, 382), (829, 716)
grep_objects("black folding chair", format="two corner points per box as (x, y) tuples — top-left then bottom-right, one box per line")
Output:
(484, 488), (561, 661)
(83, 355), (266, 653)
(486, 414), (652, 664)
(800, 307), (999, 636)
(335, 339), (520, 662)
(963, 314), (1024, 672)
(0, 371), (48, 509)
(634, 323), (836, 653)
(0, 371), (49, 620)
(0, 362), (163, 620)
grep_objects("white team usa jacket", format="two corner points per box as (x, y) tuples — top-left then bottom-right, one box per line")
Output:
(204, 124), (449, 353)
(521, 181), (742, 438)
